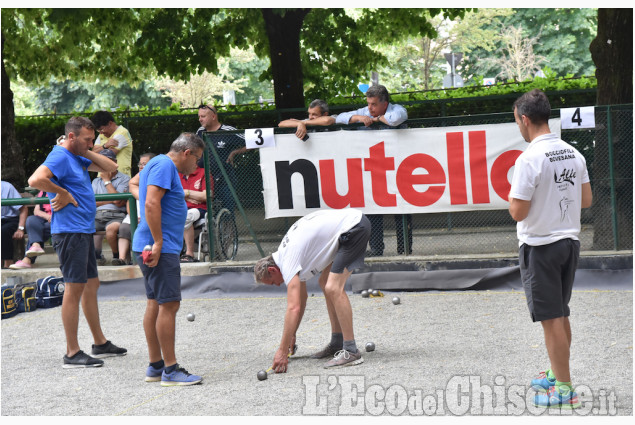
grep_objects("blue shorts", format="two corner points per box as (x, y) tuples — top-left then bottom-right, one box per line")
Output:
(331, 214), (372, 274)
(51, 233), (98, 283)
(134, 252), (182, 304)
(519, 238), (580, 322)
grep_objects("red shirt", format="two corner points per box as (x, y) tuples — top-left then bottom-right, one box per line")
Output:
(179, 167), (210, 210)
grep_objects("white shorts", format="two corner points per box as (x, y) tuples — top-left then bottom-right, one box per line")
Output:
(184, 209), (202, 229)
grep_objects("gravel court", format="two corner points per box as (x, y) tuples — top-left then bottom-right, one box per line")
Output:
(1, 289), (632, 416)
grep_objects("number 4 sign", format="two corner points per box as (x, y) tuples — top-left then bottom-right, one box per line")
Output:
(245, 128), (275, 149)
(560, 106), (595, 130)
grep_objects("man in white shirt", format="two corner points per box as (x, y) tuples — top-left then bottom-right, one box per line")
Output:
(509, 89), (592, 409)
(254, 209), (371, 371)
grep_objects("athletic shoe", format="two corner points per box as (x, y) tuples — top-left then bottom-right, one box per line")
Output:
(531, 369), (556, 392)
(63, 350), (104, 369)
(310, 344), (342, 359)
(533, 386), (581, 409)
(91, 340), (128, 358)
(97, 255), (107, 266)
(111, 258), (127, 266)
(9, 260), (31, 269)
(26, 245), (45, 257)
(161, 364), (202, 386)
(324, 349), (364, 368)
(145, 365), (165, 382)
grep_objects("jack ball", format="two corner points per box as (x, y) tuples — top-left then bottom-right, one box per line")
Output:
(257, 370), (268, 381)
(392, 296), (401, 305)
(365, 342), (375, 352)
(186, 313), (195, 322)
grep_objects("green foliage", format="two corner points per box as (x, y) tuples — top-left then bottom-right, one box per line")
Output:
(15, 78), (597, 180)
(14, 115), (68, 177)
(301, 8), (472, 101)
(2, 8), (154, 84)
(3, 8), (472, 109)
(29, 79), (171, 114)
(459, 8), (597, 81)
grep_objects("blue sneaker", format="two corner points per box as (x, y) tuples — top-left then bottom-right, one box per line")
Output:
(531, 369), (556, 392)
(534, 386), (581, 409)
(161, 364), (202, 386)
(145, 364), (165, 382)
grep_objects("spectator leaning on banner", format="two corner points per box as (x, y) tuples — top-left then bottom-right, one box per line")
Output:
(278, 99), (336, 141)
(335, 84), (412, 257)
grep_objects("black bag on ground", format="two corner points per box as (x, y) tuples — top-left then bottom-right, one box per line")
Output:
(36, 276), (65, 308)
(1, 286), (18, 319)
(14, 282), (38, 313)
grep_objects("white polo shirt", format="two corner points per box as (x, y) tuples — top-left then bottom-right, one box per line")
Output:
(272, 209), (363, 283)
(509, 133), (590, 247)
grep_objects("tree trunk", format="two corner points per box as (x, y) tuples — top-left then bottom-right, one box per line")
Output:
(1, 37), (25, 189)
(589, 9), (633, 250)
(261, 8), (310, 115)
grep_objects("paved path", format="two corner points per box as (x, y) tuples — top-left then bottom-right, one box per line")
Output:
(2, 287), (631, 416)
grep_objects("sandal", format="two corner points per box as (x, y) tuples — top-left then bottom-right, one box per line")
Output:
(180, 255), (198, 263)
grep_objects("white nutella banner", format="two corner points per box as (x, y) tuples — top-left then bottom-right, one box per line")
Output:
(260, 120), (561, 219)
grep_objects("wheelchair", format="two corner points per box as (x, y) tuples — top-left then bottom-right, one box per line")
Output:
(193, 201), (238, 261)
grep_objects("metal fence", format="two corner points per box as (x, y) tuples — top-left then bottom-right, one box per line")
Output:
(199, 104), (632, 262)
(4, 104), (631, 263)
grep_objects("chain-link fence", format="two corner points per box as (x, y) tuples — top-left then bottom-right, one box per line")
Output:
(194, 104), (632, 262)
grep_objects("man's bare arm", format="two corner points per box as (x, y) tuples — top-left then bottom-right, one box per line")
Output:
(28, 165), (78, 211)
(85, 149), (118, 173)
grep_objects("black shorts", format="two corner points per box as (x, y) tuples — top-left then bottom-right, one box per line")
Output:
(134, 252), (182, 304)
(519, 238), (580, 322)
(331, 214), (371, 274)
(52, 233), (98, 283)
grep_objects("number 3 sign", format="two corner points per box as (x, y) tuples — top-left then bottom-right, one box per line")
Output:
(245, 128), (275, 149)
(560, 106), (595, 130)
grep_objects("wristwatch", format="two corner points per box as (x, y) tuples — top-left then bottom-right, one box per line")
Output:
(104, 181), (112, 186)
(18, 226), (25, 231)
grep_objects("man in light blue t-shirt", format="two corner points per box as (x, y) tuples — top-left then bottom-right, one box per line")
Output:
(131, 132), (205, 387)
(335, 84), (412, 257)
(28, 116), (127, 368)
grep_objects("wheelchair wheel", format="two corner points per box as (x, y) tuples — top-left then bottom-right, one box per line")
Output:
(215, 208), (238, 260)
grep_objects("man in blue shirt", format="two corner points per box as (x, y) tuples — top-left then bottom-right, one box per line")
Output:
(131, 132), (205, 386)
(28, 116), (127, 368)
(336, 85), (412, 256)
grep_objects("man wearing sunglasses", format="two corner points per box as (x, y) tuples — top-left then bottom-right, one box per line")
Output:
(196, 104), (246, 214)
